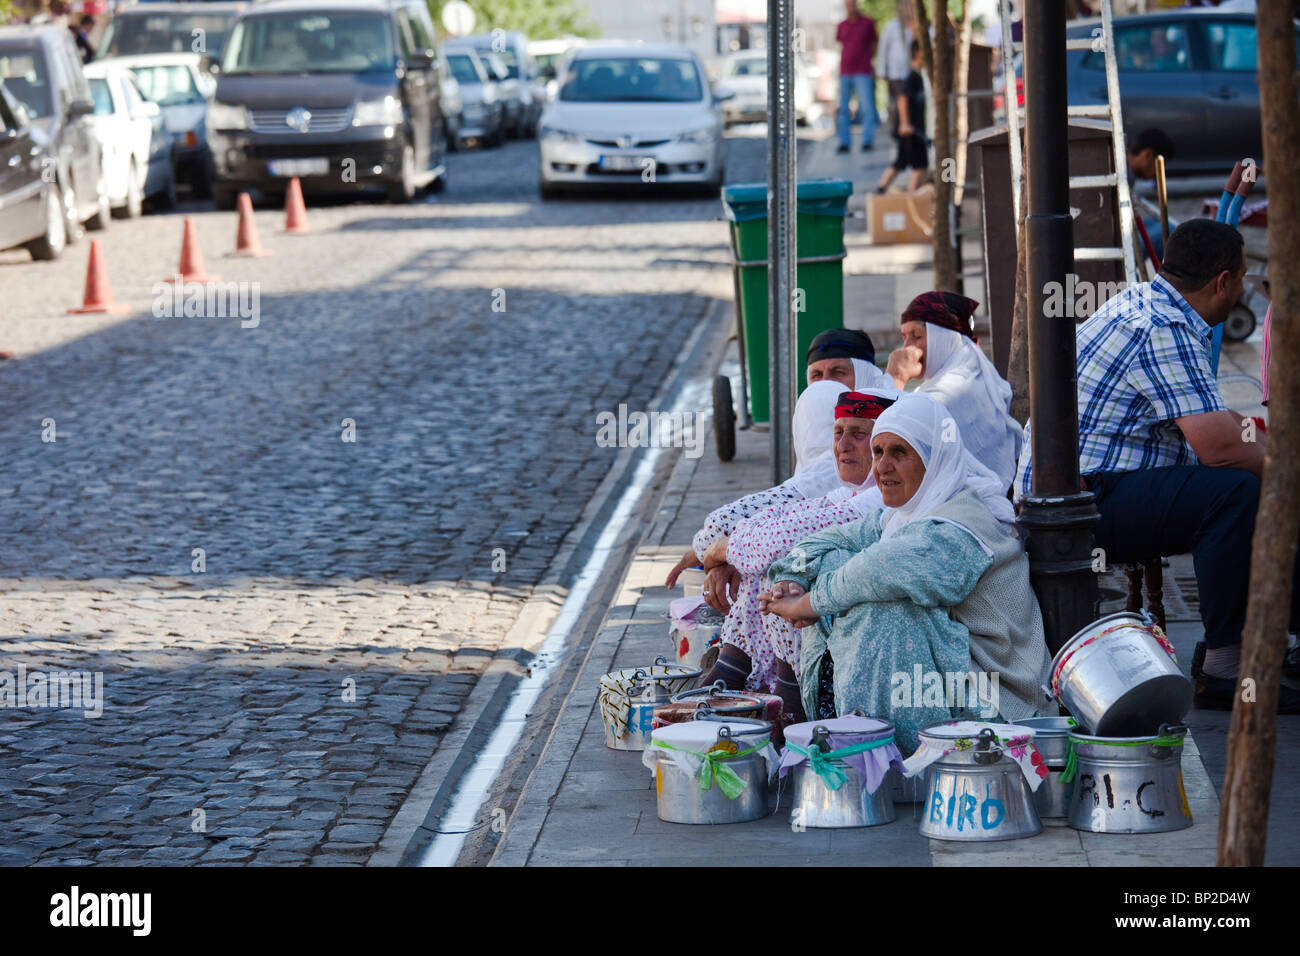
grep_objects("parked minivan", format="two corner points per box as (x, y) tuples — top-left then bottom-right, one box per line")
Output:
(0, 79), (66, 259)
(0, 25), (110, 241)
(205, 0), (449, 206)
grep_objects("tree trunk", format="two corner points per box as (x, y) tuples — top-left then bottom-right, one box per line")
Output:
(1217, 0), (1300, 868)
(953, 2), (973, 207)
(916, 1), (957, 291)
(1008, 172), (1031, 424)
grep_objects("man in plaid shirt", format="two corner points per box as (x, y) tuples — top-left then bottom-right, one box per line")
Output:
(1016, 220), (1299, 713)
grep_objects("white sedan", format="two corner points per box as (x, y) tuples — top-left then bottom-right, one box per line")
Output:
(714, 50), (817, 127)
(83, 61), (175, 216)
(538, 44), (728, 198)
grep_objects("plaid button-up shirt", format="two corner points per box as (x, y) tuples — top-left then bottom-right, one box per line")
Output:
(1016, 275), (1226, 497)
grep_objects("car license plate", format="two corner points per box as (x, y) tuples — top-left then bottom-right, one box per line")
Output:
(268, 158), (329, 177)
(599, 155), (651, 172)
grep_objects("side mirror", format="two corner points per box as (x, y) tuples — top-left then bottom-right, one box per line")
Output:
(133, 100), (161, 119)
(68, 98), (95, 118)
(713, 88), (736, 103)
(407, 50), (434, 70)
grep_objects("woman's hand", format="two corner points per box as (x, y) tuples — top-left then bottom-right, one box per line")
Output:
(759, 581), (817, 628)
(703, 565), (742, 614)
(701, 536), (730, 572)
(886, 345), (925, 388)
(665, 549), (700, 589)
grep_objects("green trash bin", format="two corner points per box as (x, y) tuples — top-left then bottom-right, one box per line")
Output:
(720, 179), (853, 434)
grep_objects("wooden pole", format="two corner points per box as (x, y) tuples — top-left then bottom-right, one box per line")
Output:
(1008, 172), (1031, 424)
(1217, 0), (1300, 868)
(915, 0), (957, 291)
(953, 2), (972, 207)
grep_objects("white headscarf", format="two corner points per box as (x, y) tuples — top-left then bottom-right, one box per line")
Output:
(788, 382), (901, 502)
(916, 324), (1022, 490)
(787, 380), (846, 500)
(861, 392), (1016, 554)
(853, 358), (895, 393)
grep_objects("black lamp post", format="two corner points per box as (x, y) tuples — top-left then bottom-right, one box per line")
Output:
(1017, 0), (1100, 655)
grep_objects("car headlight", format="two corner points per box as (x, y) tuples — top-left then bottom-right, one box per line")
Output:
(352, 95), (404, 127)
(539, 124), (581, 143)
(678, 126), (718, 145)
(207, 101), (247, 131)
(481, 86), (497, 105)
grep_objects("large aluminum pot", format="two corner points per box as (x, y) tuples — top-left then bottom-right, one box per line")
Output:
(1049, 611), (1191, 737)
(783, 717), (899, 828)
(660, 681), (765, 722)
(670, 603), (723, 669)
(1017, 716), (1075, 819)
(649, 717), (773, 825)
(599, 657), (702, 751)
(1067, 723), (1192, 834)
(917, 728), (1043, 842)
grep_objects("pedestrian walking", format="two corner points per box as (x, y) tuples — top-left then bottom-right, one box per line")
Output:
(874, 40), (929, 194)
(70, 15), (96, 63)
(836, 0), (879, 154)
(877, 0), (914, 138)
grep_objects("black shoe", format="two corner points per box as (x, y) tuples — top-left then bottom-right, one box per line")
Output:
(862, 142), (874, 152)
(1191, 641), (1206, 679)
(1195, 674), (1300, 713)
(836, 144), (850, 154)
(1286, 643), (1300, 681)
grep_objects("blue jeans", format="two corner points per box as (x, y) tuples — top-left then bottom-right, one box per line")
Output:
(837, 73), (877, 147)
(1089, 466), (1300, 649)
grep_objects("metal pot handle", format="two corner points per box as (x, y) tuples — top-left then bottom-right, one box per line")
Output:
(1151, 722), (1188, 758)
(654, 655), (670, 666)
(973, 727), (1003, 765)
(811, 725), (832, 753)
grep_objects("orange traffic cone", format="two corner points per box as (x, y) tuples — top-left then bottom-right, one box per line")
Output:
(228, 192), (271, 257)
(165, 216), (219, 282)
(283, 177), (310, 234)
(69, 240), (131, 314)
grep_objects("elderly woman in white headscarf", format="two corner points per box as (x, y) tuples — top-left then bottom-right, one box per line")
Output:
(665, 339), (892, 593)
(885, 291), (1022, 490)
(695, 387), (900, 722)
(761, 392), (1051, 754)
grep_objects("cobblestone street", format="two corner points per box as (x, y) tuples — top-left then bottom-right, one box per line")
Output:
(0, 135), (771, 864)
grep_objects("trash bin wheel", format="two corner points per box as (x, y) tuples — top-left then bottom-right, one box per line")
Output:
(713, 374), (736, 462)
(1223, 306), (1256, 342)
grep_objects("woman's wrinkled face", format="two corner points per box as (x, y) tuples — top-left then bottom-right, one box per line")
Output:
(833, 418), (874, 486)
(900, 320), (927, 371)
(872, 431), (926, 507)
(806, 357), (856, 389)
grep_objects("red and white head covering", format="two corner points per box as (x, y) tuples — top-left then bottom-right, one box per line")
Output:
(788, 383), (899, 500)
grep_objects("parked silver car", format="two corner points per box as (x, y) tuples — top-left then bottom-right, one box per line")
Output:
(538, 43), (728, 198)
(441, 45), (504, 148)
(444, 30), (540, 138)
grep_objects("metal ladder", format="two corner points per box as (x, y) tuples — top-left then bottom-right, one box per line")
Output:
(999, 0), (1138, 286)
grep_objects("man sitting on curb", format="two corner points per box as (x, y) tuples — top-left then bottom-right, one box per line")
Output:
(1016, 219), (1300, 713)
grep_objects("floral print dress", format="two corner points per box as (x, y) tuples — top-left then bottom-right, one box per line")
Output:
(720, 489), (875, 694)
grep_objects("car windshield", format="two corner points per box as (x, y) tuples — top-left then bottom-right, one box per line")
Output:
(222, 12), (396, 75)
(129, 64), (203, 105)
(89, 77), (115, 115)
(475, 45), (517, 78)
(100, 12), (235, 59)
(725, 57), (765, 77)
(0, 49), (51, 118)
(446, 53), (480, 84)
(561, 56), (702, 103)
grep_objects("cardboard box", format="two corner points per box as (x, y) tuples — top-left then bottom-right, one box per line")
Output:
(868, 188), (935, 245)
